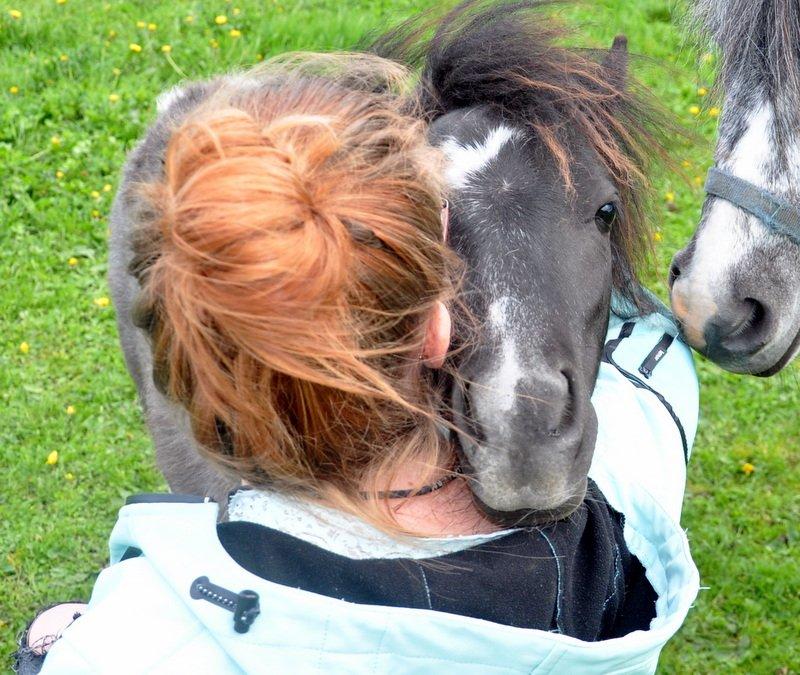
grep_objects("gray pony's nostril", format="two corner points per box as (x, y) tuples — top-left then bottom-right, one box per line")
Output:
(669, 245), (695, 291)
(707, 296), (771, 356)
(668, 261), (681, 288)
(722, 298), (766, 342)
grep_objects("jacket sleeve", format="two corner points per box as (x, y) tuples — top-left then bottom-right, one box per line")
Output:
(590, 312), (699, 522)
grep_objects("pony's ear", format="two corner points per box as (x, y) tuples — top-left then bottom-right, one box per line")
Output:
(603, 34), (628, 90)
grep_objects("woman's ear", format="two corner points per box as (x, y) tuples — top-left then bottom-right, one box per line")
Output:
(422, 301), (451, 369)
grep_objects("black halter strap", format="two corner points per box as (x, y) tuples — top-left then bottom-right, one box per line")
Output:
(705, 167), (800, 246)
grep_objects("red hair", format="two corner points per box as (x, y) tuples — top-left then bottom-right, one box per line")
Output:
(131, 55), (459, 530)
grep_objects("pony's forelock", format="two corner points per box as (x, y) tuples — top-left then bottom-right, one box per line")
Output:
(372, 0), (674, 308)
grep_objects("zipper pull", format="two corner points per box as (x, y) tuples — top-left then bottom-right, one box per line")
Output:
(190, 576), (261, 634)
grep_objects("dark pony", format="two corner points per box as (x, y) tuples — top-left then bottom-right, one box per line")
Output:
(373, 1), (673, 522)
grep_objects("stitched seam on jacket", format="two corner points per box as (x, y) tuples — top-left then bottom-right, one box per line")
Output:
(602, 541), (622, 612)
(315, 616), (330, 674)
(537, 530), (563, 634)
(416, 563), (433, 610)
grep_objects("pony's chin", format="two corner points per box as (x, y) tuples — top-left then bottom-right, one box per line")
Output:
(753, 324), (800, 376)
(469, 477), (588, 527)
(698, 322), (800, 376)
(451, 407), (596, 527)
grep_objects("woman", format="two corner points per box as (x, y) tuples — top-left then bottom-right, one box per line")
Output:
(17, 51), (698, 675)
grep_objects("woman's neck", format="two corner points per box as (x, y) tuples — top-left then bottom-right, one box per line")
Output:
(380, 460), (502, 537)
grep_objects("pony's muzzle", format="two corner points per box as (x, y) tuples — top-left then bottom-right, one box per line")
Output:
(670, 247), (778, 372)
(451, 367), (596, 525)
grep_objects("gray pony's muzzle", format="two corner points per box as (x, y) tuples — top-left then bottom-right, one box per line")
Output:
(705, 167), (800, 246)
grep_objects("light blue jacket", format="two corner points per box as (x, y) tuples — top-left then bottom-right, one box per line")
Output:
(40, 307), (699, 674)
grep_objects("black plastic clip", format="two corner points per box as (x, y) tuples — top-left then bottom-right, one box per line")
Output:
(190, 576), (260, 634)
(638, 333), (674, 379)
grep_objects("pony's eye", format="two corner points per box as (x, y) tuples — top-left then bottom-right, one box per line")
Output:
(594, 202), (617, 233)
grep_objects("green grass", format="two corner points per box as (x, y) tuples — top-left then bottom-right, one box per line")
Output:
(1, 0), (798, 672)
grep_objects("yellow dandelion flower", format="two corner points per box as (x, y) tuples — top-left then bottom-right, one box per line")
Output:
(108, 93), (120, 103)
(112, 67), (121, 75)
(90, 190), (101, 199)
(709, 106), (721, 118)
(65, 405), (76, 415)
(256, 53), (263, 62)
(210, 38), (219, 49)
(9, 85), (19, 94)
(68, 256), (78, 266)
(57, 0), (67, 4)
(665, 192), (675, 202)
(129, 43), (142, 53)
(233, 7), (241, 15)
(681, 160), (691, 169)
(688, 105), (701, 116)
(103, 183), (112, 192)
(136, 20), (145, 28)
(91, 209), (101, 218)
(185, 15), (194, 23)
(19, 341), (30, 354)
(56, 170), (65, 179)
(147, 22), (157, 31)
(9, 9), (22, 19)
(59, 54), (69, 62)
(229, 28), (241, 38)
(697, 87), (708, 97)
(693, 175), (703, 187)
(161, 44), (172, 53)
(94, 296), (110, 308)
(66, 472), (75, 480)
(51, 136), (61, 146)
(108, 30), (117, 38)
(215, 14), (228, 24)
(741, 462), (755, 475)
(702, 52), (714, 64)
(653, 231), (663, 242)
(46, 450), (59, 465)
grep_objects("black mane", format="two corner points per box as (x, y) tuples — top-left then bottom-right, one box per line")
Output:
(372, 0), (672, 308)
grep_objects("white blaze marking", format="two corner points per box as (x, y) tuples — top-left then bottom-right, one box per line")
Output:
(470, 295), (522, 428)
(726, 104), (774, 185)
(488, 296), (522, 414)
(440, 125), (517, 189)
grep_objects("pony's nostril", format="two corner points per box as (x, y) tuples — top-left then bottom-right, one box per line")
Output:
(712, 296), (772, 356)
(668, 261), (681, 289)
(554, 370), (575, 432)
(747, 298), (766, 330)
(727, 298), (766, 339)
(560, 369), (574, 401)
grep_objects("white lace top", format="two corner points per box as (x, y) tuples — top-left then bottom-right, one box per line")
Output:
(227, 488), (516, 560)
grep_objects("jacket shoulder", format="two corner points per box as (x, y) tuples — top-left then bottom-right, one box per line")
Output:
(40, 557), (233, 674)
